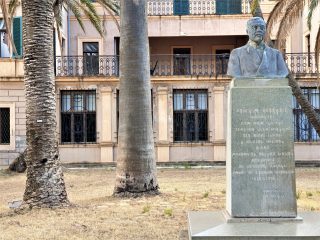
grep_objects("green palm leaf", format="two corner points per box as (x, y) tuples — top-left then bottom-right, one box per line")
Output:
(307, 0), (319, 30)
(276, 0), (303, 49)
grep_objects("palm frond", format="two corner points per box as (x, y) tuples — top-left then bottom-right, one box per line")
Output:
(8, 0), (19, 16)
(64, 0), (86, 33)
(54, 1), (64, 56)
(96, 0), (120, 30)
(276, 0), (303, 49)
(0, 0), (17, 55)
(250, 0), (263, 18)
(266, 0), (288, 41)
(76, 0), (103, 36)
(307, 0), (319, 30)
(96, 0), (120, 14)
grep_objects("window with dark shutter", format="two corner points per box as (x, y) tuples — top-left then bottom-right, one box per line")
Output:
(0, 108), (10, 144)
(61, 90), (96, 143)
(173, 90), (208, 142)
(216, 0), (242, 15)
(13, 17), (23, 57)
(293, 88), (320, 142)
(174, 0), (190, 15)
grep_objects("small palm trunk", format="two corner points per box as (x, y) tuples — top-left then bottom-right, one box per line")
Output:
(114, 0), (159, 195)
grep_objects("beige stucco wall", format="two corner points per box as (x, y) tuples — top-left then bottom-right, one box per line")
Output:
(285, 3), (320, 53)
(149, 36), (247, 55)
(0, 73), (26, 165)
(1, 0), (319, 165)
(0, 75), (319, 165)
(0, 59), (24, 78)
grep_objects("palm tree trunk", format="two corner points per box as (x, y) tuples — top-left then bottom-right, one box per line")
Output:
(288, 73), (320, 137)
(22, 0), (69, 207)
(114, 0), (158, 195)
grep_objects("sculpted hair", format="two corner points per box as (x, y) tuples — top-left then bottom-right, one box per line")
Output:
(247, 17), (266, 29)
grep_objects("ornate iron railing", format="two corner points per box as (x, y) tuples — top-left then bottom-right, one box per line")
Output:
(55, 55), (119, 77)
(113, 0), (250, 15)
(284, 53), (319, 76)
(147, 0), (250, 15)
(55, 53), (319, 77)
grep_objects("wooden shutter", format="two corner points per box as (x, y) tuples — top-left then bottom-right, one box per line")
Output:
(13, 16), (22, 57)
(216, 0), (242, 15)
(173, 0), (190, 15)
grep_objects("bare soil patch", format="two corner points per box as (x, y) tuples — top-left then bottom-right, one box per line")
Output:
(0, 167), (319, 240)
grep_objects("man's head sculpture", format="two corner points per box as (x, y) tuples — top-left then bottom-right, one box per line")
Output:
(246, 17), (266, 45)
(226, 17), (289, 78)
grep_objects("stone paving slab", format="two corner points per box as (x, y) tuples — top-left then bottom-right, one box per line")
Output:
(188, 211), (320, 240)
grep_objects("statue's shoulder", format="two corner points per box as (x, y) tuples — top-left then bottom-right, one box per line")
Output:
(265, 45), (282, 55)
(230, 45), (248, 55)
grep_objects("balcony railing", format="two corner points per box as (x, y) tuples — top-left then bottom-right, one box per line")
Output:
(113, 0), (251, 15)
(55, 53), (319, 78)
(285, 53), (319, 76)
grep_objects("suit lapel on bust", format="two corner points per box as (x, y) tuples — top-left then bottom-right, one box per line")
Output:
(244, 44), (263, 75)
(256, 48), (269, 76)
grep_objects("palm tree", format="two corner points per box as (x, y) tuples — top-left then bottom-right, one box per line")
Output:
(114, 0), (159, 196)
(1, 0), (119, 57)
(250, 0), (320, 137)
(4, 0), (119, 174)
(20, 0), (119, 207)
(21, 0), (69, 207)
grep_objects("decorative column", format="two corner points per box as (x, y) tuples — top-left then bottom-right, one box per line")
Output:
(100, 87), (114, 162)
(213, 86), (226, 161)
(157, 86), (170, 162)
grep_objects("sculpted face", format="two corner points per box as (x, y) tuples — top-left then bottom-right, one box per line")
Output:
(246, 17), (266, 44)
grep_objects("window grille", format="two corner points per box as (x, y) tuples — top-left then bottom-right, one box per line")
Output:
(293, 88), (320, 142)
(0, 108), (10, 144)
(173, 89), (208, 142)
(61, 90), (96, 143)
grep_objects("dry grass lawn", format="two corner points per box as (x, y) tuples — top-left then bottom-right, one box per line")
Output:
(0, 167), (319, 240)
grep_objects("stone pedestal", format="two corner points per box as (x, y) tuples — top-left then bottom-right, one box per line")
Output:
(188, 211), (320, 239)
(226, 78), (297, 218)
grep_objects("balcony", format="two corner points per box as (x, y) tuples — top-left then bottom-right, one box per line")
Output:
(147, 0), (250, 15)
(112, 0), (251, 16)
(55, 53), (319, 78)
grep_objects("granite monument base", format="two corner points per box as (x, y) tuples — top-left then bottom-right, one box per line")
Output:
(226, 78), (297, 218)
(188, 211), (320, 240)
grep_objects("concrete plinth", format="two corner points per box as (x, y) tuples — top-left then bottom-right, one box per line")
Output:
(226, 78), (297, 218)
(188, 211), (320, 239)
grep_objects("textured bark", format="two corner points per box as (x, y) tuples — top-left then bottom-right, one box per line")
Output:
(22, 0), (69, 207)
(288, 73), (320, 137)
(8, 149), (27, 173)
(114, 0), (159, 195)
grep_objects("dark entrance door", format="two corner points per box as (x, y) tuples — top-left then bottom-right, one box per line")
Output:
(215, 49), (231, 75)
(83, 42), (99, 75)
(173, 48), (191, 75)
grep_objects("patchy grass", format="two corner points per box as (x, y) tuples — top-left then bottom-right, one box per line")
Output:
(0, 168), (319, 240)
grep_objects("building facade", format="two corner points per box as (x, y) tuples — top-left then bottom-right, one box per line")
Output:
(0, 0), (319, 165)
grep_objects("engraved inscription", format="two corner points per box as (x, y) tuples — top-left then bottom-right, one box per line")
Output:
(232, 107), (294, 183)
